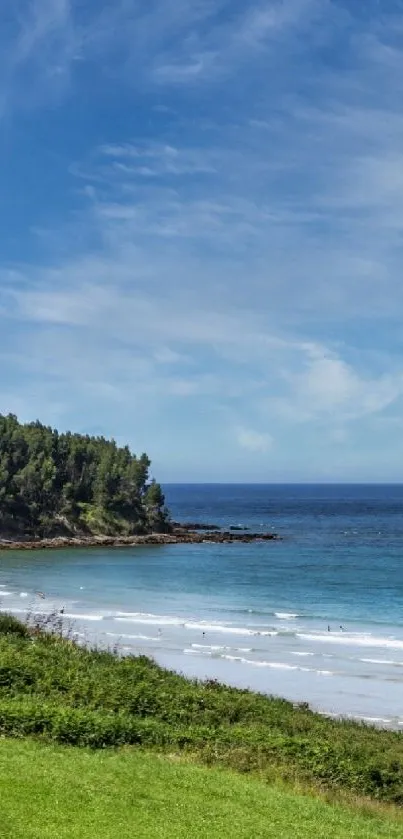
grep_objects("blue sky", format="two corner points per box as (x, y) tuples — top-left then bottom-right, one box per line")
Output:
(1, 0), (403, 482)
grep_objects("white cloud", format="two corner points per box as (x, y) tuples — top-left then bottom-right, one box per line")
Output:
(273, 351), (403, 423)
(235, 426), (273, 453)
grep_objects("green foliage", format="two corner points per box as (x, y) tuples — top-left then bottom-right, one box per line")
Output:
(0, 618), (402, 806)
(144, 480), (169, 532)
(0, 414), (169, 536)
(0, 614), (30, 638)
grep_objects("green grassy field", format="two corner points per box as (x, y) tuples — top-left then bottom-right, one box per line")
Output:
(0, 738), (402, 839)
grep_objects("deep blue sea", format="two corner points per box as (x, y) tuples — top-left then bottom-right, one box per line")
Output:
(1, 484), (403, 727)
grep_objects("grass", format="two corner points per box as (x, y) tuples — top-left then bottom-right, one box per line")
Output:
(0, 738), (402, 839)
(0, 612), (402, 814)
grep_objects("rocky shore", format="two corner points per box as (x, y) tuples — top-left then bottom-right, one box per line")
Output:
(0, 525), (279, 551)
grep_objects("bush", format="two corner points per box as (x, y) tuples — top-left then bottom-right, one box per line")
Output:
(0, 614), (29, 637)
(0, 615), (402, 804)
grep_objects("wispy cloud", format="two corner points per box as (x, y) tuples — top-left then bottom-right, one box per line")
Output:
(0, 0), (321, 116)
(0, 0), (77, 114)
(98, 142), (218, 177)
(271, 351), (403, 424)
(152, 0), (319, 84)
(12, 0), (73, 66)
(3, 2), (403, 477)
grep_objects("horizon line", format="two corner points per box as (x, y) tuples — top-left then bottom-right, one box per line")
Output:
(161, 481), (403, 486)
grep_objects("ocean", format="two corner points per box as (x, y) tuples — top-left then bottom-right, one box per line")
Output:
(0, 484), (403, 728)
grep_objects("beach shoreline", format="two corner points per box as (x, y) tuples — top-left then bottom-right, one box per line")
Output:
(1, 481), (402, 733)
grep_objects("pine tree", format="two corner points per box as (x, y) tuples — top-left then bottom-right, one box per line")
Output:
(0, 414), (170, 537)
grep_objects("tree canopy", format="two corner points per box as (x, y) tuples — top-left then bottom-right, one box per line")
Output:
(0, 414), (169, 537)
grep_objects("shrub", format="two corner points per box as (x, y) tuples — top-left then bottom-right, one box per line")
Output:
(0, 615), (402, 805)
(0, 614), (29, 638)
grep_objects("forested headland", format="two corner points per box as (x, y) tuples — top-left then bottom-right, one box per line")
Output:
(0, 414), (169, 538)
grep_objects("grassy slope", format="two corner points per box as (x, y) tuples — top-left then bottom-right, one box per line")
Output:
(1, 739), (402, 839)
(0, 617), (402, 805)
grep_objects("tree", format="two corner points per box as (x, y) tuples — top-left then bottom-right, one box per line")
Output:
(144, 480), (167, 532)
(0, 414), (170, 537)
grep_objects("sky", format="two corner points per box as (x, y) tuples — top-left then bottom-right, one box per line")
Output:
(1, 1), (403, 482)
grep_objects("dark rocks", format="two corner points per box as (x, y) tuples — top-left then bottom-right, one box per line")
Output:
(171, 522), (221, 531)
(0, 527), (280, 551)
(189, 531), (278, 543)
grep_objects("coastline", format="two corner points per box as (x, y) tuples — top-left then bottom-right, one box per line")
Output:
(0, 491), (401, 729)
(2, 480), (402, 732)
(0, 526), (279, 551)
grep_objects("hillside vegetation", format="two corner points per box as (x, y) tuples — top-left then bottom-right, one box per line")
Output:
(0, 613), (402, 807)
(0, 413), (169, 537)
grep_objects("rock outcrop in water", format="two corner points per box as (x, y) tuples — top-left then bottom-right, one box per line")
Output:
(171, 522), (221, 531)
(0, 525), (279, 551)
(229, 525), (250, 531)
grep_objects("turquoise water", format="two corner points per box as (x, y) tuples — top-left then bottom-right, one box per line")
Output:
(1, 484), (403, 726)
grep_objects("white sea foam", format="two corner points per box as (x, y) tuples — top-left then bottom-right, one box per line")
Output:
(115, 612), (184, 627)
(291, 651), (314, 657)
(185, 622), (253, 635)
(220, 655), (332, 675)
(298, 632), (403, 651)
(106, 632), (160, 642)
(360, 657), (403, 667)
(184, 648), (212, 657)
(113, 612), (281, 636)
(191, 644), (252, 653)
(360, 658), (394, 665)
(235, 660), (299, 670)
(19, 592), (28, 598)
(186, 622), (278, 637)
(0, 591), (12, 596)
(64, 613), (104, 622)
(275, 612), (300, 620)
